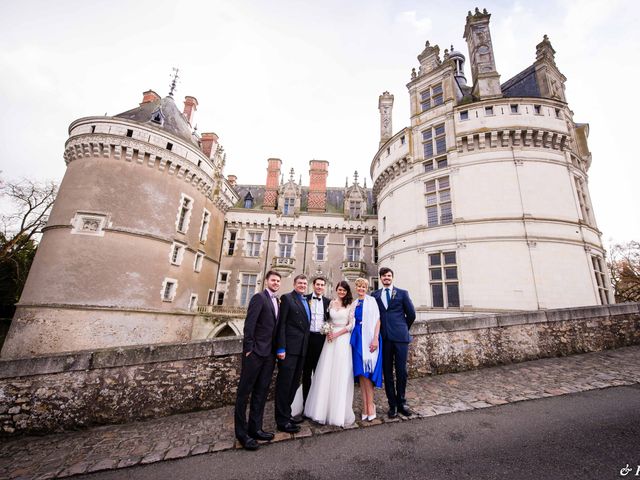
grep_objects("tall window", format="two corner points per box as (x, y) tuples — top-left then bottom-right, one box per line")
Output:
(176, 195), (193, 233)
(199, 210), (210, 242)
(349, 200), (362, 218)
(246, 232), (262, 257)
(283, 197), (295, 215)
(574, 176), (592, 225)
(346, 238), (361, 262)
(207, 290), (215, 305)
(420, 83), (443, 112)
(240, 274), (258, 306)
(422, 123), (446, 160)
(429, 252), (459, 308)
(216, 292), (225, 306)
(227, 231), (237, 255)
(316, 235), (326, 261)
(162, 278), (177, 302)
(170, 243), (185, 265)
(591, 256), (610, 304)
(279, 233), (294, 258)
(425, 176), (452, 227)
(194, 252), (204, 272)
(373, 237), (379, 264)
(189, 294), (198, 311)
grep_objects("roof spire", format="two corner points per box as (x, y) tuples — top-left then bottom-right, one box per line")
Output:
(169, 67), (180, 97)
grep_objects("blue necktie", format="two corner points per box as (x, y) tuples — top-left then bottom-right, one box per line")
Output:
(300, 294), (311, 321)
(385, 288), (391, 308)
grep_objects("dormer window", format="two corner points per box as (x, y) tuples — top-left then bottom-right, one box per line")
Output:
(283, 197), (295, 215)
(421, 83), (443, 112)
(151, 107), (165, 125)
(243, 192), (254, 209)
(349, 200), (362, 219)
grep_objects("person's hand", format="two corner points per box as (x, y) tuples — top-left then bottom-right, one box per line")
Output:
(369, 339), (378, 353)
(277, 352), (286, 360)
(327, 331), (334, 342)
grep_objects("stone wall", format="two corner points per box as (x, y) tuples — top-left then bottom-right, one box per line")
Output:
(1, 303), (638, 436)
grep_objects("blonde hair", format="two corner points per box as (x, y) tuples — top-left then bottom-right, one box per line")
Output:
(354, 277), (369, 288)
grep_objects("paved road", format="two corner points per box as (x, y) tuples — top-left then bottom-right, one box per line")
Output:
(83, 385), (640, 480)
(2, 346), (639, 479)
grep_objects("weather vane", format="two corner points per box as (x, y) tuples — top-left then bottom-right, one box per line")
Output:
(169, 67), (180, 97)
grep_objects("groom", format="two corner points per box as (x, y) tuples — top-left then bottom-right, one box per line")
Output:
(275, 274), (311, 433)
(372, 267), (416, 418)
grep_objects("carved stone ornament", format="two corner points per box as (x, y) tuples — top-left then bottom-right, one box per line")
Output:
(71, 212), (108, 236)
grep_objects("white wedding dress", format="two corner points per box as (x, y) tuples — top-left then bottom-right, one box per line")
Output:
(302, 305), (355, 427)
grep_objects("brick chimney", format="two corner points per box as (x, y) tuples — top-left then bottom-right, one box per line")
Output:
(200, 132), (219, 158)
(263, 158), (282, 210)
(183, 96), (198, 125)
(308, 160), (329, 213)
(140, 90), (160, 105)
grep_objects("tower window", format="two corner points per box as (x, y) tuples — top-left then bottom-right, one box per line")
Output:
(194, 252), (204, 272)
(162, 278), (177, 302)
(534, 105), (542, 115)
(315, 235), (326, 261)
(246, 232), (262, 257)
(227, 231), (237, 255)
(510, 104), (519, 114)
(240, 274), (258, 306)
(166, 142), (173, 151)
(460, 110), (469, 120)
(279, 233), (294, 258)
(199, 210), (211, 242)
(425, 176), (452, 227)
(126, 129), (133, 137)
(91, 125), (96, 133)
(420, 83), (443, 112)
(346, 237), (362, 262)
(429, 251), (460, 308)
(591, 256), (610, 304)
(283, 197), (295, 215)
(422, 123), (446, 159)
(555, 108), (561, 118)
(400, 136), (406, 145)
(176, 195), (193, 233)
(485, 106), (494, 116)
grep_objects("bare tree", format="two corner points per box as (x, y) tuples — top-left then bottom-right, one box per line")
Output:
(0, 178), (58, 310)
(0, 178), (58, 261)
(608, 241), (640, 303)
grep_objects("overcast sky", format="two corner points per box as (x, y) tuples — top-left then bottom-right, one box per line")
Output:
(0, 0), (638, 243)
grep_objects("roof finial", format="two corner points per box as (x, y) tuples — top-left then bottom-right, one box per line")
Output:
(169, 67), (180, 97)
(289, 168), (295, 181)
(353, 170), (359, 185)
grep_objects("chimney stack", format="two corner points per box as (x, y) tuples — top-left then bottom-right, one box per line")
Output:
(378, 91), (394, 147)
(308, 160), (329, 213)
(183, 96), (198, 125)
(463, 8), (502, 99)
(200, 132), (219, 158)
(227, 175), (237, 187)
(141, 90), (160, 105)
(263, 158), (282, 210)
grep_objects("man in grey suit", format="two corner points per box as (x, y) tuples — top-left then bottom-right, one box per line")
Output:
(372, 267), (416, 418)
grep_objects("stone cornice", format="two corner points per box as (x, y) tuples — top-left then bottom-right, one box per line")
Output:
(63, 133), (225, 204)
(455, 127), (569, 154)
(224, 217), (377, 234)
(372, 155), (414, 198)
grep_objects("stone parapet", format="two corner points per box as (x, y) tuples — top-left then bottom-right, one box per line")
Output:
(1, 303), (638, 435)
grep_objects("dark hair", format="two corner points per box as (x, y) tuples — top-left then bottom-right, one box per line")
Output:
(312, 276), (327, 286)
(293, 274), (308, 283)
(378, 267), (394, 277)
(336, 280), (353, 307)
(265, 270), (281, 280)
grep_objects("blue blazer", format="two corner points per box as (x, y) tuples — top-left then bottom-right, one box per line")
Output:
(372, 287), (416, 343)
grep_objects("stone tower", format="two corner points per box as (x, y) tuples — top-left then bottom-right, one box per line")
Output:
(2, 89), (235, 358)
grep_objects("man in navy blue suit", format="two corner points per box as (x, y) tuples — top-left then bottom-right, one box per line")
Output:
(372, 267), (416, 418)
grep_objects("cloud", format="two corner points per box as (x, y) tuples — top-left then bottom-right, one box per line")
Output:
(396, 10), (432, 35)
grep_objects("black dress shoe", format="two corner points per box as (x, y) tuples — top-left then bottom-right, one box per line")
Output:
(250, 429), (274, 441)
(290, 415), (304, 424)
(387, 406), (398, 418)
(398, 404), (414, 416)
(277, 422), (301, 433)
(239, 437), (260, 451)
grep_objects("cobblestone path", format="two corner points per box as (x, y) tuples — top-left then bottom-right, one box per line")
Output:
(1, 346), (639, 479)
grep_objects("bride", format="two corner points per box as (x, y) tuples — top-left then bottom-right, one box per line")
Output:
(303, 280), (356, 427)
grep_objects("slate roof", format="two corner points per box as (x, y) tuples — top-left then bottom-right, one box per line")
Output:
(115, 96), (198, 146)
(232, 184), (376, 215)
(501, 65), (542, 98)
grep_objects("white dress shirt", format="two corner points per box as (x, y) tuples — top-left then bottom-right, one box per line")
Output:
(381, 284), (394, 309)
(310, 295), (325, 333)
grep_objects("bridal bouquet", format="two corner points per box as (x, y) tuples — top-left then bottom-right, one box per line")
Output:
(319, 322), (332, 336)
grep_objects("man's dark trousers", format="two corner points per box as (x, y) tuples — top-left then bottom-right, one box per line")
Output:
(382, 341), (409, 408)
(275, 353), (304, 426)
(302, 332), (325, 402)
(234, 352), (275, 441)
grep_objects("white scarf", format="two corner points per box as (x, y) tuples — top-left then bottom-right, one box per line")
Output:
(354, 295), (380, 374)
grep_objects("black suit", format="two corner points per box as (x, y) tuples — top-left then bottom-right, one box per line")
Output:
(303, 294), (330, 403)
(234, 289), (279, 442)
(274, 291), (311, 427)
